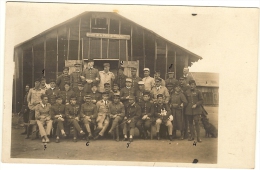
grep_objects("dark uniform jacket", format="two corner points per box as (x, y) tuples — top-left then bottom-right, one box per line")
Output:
(135, 90), (145, 104)
(169, 92), (188, 110)
(154, 103), (171, 122)
(120, 87), (135, 103)
(104, 90), (114, 101)
(109, 102), (125, 118)
(80, 102), (97, 119)
(46, 87), (60, 105)
(139, 101), (154, 118)
(165, 78), (178, 87)
(131, 76), (142, 91)
(21, 91), (29, 113)
(114, 74), (127, 90)
(184, 89), (203, 116)
(81, 67), (99, 85)
(65, 104), (80, 119)
(70, 72), (82, 90)
(50, 103), (66, 120)
(59, 89), (75, 105)
(56, 74), (70, 91)
(74, 89), (86, 106)
(125, 102), (141, 121)
(180, 84), (190, 93)
(88, 91), (102, 104)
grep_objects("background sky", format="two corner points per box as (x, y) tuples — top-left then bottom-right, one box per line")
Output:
(6, 3), (258, 73)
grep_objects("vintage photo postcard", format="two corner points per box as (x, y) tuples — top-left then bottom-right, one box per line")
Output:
(1, 1), (259, 169)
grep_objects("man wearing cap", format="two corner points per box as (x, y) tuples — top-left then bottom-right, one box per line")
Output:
(142, 68), (155, 91)
(184, 80), (203, 142)
(112, 83), (120, 96)
(20, 84), (30, 135)
(59, 83), (75, 105)
(70, 63), (82, 92)
(35, 94), (52, 143)
(56, 67), (70, 91)
(154, 94), (173, 141)
(151, 78), (170, 104)
(179, 76), (190, 93)
(65, 95), (85, 142)
(94, 92), (112, 140)
(50, 95), (66, 143)
(114, 67), (127, 90)
(104, 83), (114, 101)
(26, 78), (46, 139)
(130, 67), (142, 92)
(45, 79), (60, 105)
(122, 95), (141, 142)
(107, 94), (125, 141)
(166, 83), (175, 96)
(98, 63), (115, 93)
(169, 82), (188, 140)
(183, 67), (194, 86)
(154, 71), (165, 86)
(80, 94), (97, 140)
(120, 78), (135, 106)
(166, 71), (178, 87)
(81, 59), (100, 93)
(88, 85), (102, 104)
(135, 81), (146, 104)
(135, 91), (154, 139)
(75, 83), (86, 107)
(40, 77), (50, 91)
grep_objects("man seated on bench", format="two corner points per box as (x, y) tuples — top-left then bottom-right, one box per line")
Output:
(35, 94), (52, 143)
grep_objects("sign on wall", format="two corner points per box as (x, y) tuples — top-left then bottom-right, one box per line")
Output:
(86, 32), (130, 40)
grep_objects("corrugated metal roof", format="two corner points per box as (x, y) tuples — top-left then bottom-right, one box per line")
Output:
(190, 72), (219, 87)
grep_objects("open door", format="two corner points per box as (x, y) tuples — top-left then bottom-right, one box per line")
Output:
(65, 60), (83, 75)
(121, 60), (139, 77)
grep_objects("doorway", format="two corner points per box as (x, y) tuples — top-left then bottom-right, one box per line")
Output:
(83, 59), (119, 76)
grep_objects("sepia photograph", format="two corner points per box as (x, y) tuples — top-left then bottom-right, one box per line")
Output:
(1, 1), (258, 169)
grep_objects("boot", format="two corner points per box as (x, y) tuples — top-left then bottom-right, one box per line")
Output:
(172, 130), (177, 139)
(157, 132), (160, 140)
(25, 125), (32, 139)
(115, 127), (119, 142)
(21, 125), (28, 135)
(169, 135), (173, 141)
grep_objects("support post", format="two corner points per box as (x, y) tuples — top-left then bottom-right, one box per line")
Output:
(56, 30), (59, 78)
(174, 51), (177, 79)
(154, 39), (157, 71)
(88, 17), (91, 59)
(21, 49), (24, 100)
(119, 20), (121, 61)
(78, 18), (81, 60)
(100, 38), (103, 59)
(44, 37), (46, 77)
(130, 25), (133, 61)
(67, 27), (70, 60)
(143, 30), (146, 68)
(107, 18), (110, 58)
(32, 45), (34, 85)
(165, 43), (168, 79)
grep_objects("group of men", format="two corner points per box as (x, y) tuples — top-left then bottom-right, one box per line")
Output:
(19, 59), (204, 143)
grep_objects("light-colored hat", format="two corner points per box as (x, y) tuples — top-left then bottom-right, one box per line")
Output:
(138, 81), (145, 85)
(143, 68), (150, 71)
(126, 78), (132, 82)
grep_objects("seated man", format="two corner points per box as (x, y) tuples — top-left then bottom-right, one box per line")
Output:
(80, 94), (97, 141)
(136, 91), (154, 139)
(65, 95), (85, 142)
(50, 95), (66, 143)
(122, 95), (141, 142)
(94, 92), (112, 140)
(59, 82), (75, 105)
(154, 94), (173, 141)
(112, 83), (120, 96)
(135, 81), (145, 104)
(107, 94), (125, 141)
(120, 78), (135, 106)
(150, 78), (170, 104)
(35, 94), (52, 143)
(75, 83), (86, 107)
(88, 85), (102, 104)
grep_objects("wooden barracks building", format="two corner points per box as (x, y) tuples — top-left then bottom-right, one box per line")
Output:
(13, 11), (202, 112)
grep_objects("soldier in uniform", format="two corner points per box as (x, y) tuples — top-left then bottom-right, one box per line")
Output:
(56, 67), (70, 91)
(154, 94), (173, 141)
(98, 63), (115, 92)
(154, 71), (165, 86)
(20, 84), (30, 135)
(183, 67), (194, 86)
(169, 82), (188, 140)
(50, 95), (66, 143)
(107, 94), (125, 141)
(70, 63), (82, 92)
(135, 81), (145, 104)
(135, 91), (154, 139)
(142, 68), (155, 91)
(75, 83), (86, 107)
(103, 83), (114, 101)
(81, 59), (100, 93)
(80, 94), (97, 141)
(120, 78), (135, 106)
(130, 67), (142, 92)
(94, 92), (112, 140)
(59, 83), (75, 105)
(112, 83), (120, 96)
(165, 71), (178, 87)
(114, 67), (127, 90)
(35, 94), (52, 143)
(122, 95), (141, 142)
(150, 78), (170, 104)
(88, 85), (102, 104)
(184, 80), (203, 142)
(65, 95), (85, 142)
(166, 83), (175, 96)
(179, 76), (190, 93)
(45, 79), (60, 105)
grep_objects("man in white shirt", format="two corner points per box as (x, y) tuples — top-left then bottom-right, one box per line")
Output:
(98, 63), (115, 93)
(183, 67), (194, 86)
(142, 68), (155, 91)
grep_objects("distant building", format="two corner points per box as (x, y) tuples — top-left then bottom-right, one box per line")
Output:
(191, 72), (219, 106)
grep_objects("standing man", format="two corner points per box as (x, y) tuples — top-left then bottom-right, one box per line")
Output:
(154, 94), (173, 141)
(80, 94), (97, 140)
(59, 83), (75, 105)
(98, 63), (115, 93)
(179, 77), (190, 93)
(185, 80), (203, 142)
(166, 83), (175, 96)
(45, 79), (60, 105)
(75, 83), (86, 107)
(154, 71), (165, 86)
(107, 94), (125, 141)
(135, 91), (154, 139)
(114, 67), (127, 90)
(135, 81), (146, 104)
(183, 67), (194, 86)
(104, 83), (114, 101)
(94, 92), (112, 140)
(50, 95), (66, 143)
(20, 84), (30, 135)
(81, 59), (99, 93)
(40, 77), (50, 91)
(35, 94), (52, 143)
(26, 78), (45, 139)
(70, 63), (82, 92)
(142, 68), (155, 91)
(112, 83), (120, 96)
(122, 95), (141, 142)
(165, 71), (178, 87)
(130, 67), (142, 92)
(56, 67), (70, 91)
(150, 78), (170, 104)
(120, 78), (135, 106)
(88, 85), (102, 104)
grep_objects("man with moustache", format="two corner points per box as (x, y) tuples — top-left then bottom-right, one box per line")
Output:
(142, 68), (155, 91)
(56, 67), (70, 91)
(59, 83), (75, 105)
(45, 79), (60, 105)
(114, 67), (127, 90)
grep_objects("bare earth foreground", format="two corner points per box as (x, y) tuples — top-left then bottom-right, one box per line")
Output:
(10, 107), (218, 164)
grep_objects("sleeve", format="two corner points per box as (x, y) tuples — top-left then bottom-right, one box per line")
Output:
(164, 88), (170, 103)
(180, 93), (188, 107)
(65, 106), (70, 118)
(165, 104), (171, 117)
(151, 78), (155, 89)
(148, 103), (154, 117)
(50, 106), (55, 120)
(92, 105), (98, 119)
(35, 105), (40, 120)
(27, 89), (32, 105)
(120, 89), (126, 100)
(70, 74), (73, 87)
(196, 90), (204, 106)
(120, 103), (125, 117)
(56, 76), (61, 87)
(133, 105), (141, 121)
(96, 102), (100, 113)
(79, 104), (84, 118)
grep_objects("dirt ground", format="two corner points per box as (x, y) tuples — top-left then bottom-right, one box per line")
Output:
(10, 106), (218, 163)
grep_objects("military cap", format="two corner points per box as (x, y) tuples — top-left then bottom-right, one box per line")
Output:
(157, 94), (163, 98)
(126, 78), (132, 82)
(168, 71), (174, 74)
(143, 68), (150, 71)
(70, 95), (76, 100)
(131, 67), (137, 71)
(78, 83), (83, 87)
(138, 81), (145, 85)
(154, 70), (161, 74)
(113, 83), (119, 87)
(87, 59), (94, 63)
(189, 80), (196, 85)
(103, 63), (110, 67)
(63, 67), (69, 71)
(74, 63), (81, 67)
(64, 82), (70, 86)
(143, 91), (151, 96)
(128, 95), (135, 100)
(56, 95), (62, 100)
(49, 79), (56, 83)
(84, 94), (91, 99)
(155, 78), (162, 82)
(113, 94), (120, 98)
(34, 78), (41, 82)
(104, 83), (110, 87)
(179, 76), (185, 80)
(101, 92), (109, 96)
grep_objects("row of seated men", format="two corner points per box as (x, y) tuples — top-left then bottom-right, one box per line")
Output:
(20, 74), (203, 143)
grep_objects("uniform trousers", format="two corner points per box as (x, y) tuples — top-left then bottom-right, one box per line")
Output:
(109, 116), (122, 132)
(53, 119), (65, 137)
(82, 117), (95, 134)
(186, 114), (200, 138)
(96, 114), (110, 136)
(156, 118), (173, 135)
(136, 119), (152, 133)
(36, 119), (53, 137)
(66, 119), (82, 138)
(123, 119), (136, 136)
